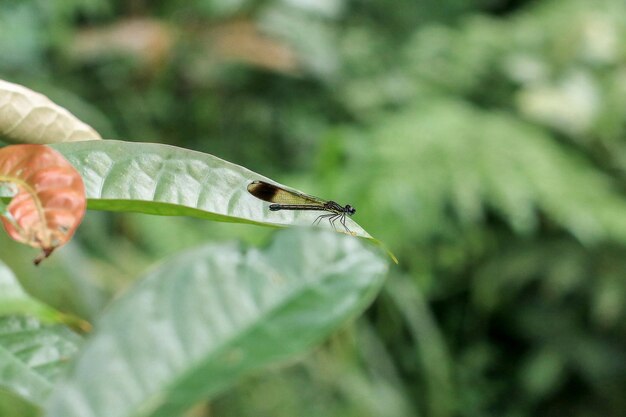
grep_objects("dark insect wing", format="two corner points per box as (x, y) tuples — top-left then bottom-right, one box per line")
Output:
(247, 181), (326, 206)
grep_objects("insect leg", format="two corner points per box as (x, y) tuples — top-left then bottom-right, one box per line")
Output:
(313, 213), (334, 226)
(340, 214), (353, 234)
(329, 214), (341, 231)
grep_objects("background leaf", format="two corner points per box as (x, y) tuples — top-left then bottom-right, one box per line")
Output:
(44, 229), (387, 417)
(0, 80), (101, 145)
(0, 389), (40, 417)
(357, 98), (626, 245)
(0, 315), (81, 408)
(0, 259), (88, 331)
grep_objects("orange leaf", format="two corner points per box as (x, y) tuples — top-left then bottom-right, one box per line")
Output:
(0, 144), (86, 265)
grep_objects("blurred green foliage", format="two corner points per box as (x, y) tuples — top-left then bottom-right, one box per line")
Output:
(1, 0), (625, 416)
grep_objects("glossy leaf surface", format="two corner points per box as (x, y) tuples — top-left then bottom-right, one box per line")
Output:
(52, 140), (371, 239)
(0, 145), (87, 264)
(0, 80), (101, 144)
(45, 229), (388, 417)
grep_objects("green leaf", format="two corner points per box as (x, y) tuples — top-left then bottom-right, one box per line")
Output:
(0, 388), (41, 417)
(0, 316), (81, 408)
(0, 261), (56, 321)
(0, 261), (83, 408)
(51, 140), (372, 239)
(386, 279), (454, 417)
(45, 229), (388, 417)
(0, 260), (91, 331)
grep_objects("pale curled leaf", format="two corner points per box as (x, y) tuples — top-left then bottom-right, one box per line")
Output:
(0, 145), (87, 264)
(45, 229), (388, 417)
(0, 80), (101, 144)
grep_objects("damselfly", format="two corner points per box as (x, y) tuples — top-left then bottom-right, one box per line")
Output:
(247, 180), (356, 234)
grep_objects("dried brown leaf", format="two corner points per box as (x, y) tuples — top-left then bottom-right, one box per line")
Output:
(70, 18), (175, 70)
(208, 20), (299, 74)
